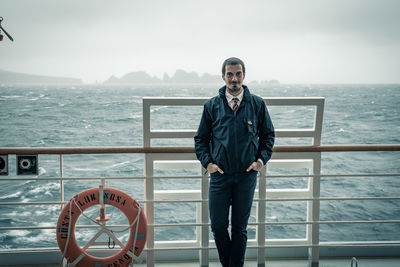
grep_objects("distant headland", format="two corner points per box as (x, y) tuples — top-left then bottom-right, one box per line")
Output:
(0, 69), (82, 85)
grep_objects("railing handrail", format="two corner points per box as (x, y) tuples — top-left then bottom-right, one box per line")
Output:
(0, 144), (399, 154)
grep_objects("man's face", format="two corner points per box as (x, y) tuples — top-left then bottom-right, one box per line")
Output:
(222, 64), (245, 94)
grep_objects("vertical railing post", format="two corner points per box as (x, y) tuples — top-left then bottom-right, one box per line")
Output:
(308, 97), (323, 266)
(60, 154), (64, 210)
(196, 202), (201, 248)
(143, 98), (155, 266)
(257, 166), (267, 267)
(200, 167), (209, 267)
(144, 154), (155, 267)
(143, 99), (151, 148)
(308, 153), (321, 267)
(313, 100), (324, 147)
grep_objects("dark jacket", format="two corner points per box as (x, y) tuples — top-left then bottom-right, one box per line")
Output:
(194, 85), (275, 175)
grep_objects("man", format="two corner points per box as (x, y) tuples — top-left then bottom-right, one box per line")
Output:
(194, 57), (275, 267)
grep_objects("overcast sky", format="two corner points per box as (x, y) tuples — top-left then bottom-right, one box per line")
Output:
(1, 0), (399, 83)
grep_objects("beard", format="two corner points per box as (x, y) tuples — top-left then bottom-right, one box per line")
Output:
(227, 83), (242, 94)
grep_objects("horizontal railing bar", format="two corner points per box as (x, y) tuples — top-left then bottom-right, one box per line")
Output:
(144, 197), (400, 203)
(141, 199), (204, 203)
(314, 220), (400, 225)
(3, 219), (400, 231)
(0, 224), (196, 231)
(0, 201), (65, 206)
(319, 197), (400, 201)
(147, 219), (400, 226)
(320, 241), (400, 246)
(0, 226), (121, 231)
(0, 175), (203, 181)
(275, 144), (400, 152)
(11, 243), (390, 252)
(147, 243), (400, 250)
(147, 242), (400, 251)
(0, 199), (210, 205)
(149, 129), (317, 138)
(0, 144), (399, 154)
(266, 173), (400, 178)
(266, 97), (325, 105)
(0, 177), (144, 181)
(254, 197), (400, 201)
(2, 196), (400, 206)
(2, 242), (399, 255)
(142, 97), (209, 105)
(249, 220), (400, 225)
(0, 174), (399, 182)
(1, 173), (399, 182)
(143, 96), (325, 106)
(0, 200), (204, 205)
(315, 243), (400, 248)
(149, 130), (196, 139)
(257, 244), (400, 248)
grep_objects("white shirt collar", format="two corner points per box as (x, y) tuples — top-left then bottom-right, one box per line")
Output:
(225, 88), (244, 103)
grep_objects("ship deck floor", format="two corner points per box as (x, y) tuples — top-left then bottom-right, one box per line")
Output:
(5, 257), (400, 267)
(141, 257), (399, 267)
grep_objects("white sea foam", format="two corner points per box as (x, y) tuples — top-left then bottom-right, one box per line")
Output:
(72, 167), (102, 171)
(27, 182), (59, 198)
(1, 95), (23, 98)
(4, 210), (32, 218)
(8, 230), (30, 237)
(106, 161), (131, 169)
(38, 167), (47, 175)
(150, 106), (167, 113)
(129, 113), (142, 119)
(0, 191), (22, 200)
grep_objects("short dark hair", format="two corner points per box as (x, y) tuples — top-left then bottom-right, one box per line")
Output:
(222, 57), (246, 75)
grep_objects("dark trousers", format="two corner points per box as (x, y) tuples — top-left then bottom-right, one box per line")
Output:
(209, 171), (258, 267)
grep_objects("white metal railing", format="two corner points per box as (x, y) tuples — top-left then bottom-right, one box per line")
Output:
(142, 97), (325, 146)
(0, 97), (399, 267)
(142, 97), (326, 266)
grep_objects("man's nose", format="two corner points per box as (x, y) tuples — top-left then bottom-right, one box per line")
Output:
(232, 75), (238, 81)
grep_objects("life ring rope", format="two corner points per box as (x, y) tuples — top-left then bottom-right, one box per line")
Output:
(72, 197), (142, 234)
(59, 199), (74, 266)
(57, 187), (146, 267)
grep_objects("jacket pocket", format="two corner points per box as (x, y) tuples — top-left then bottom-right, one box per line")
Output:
(247, 123), (257, 136)
(212, 143), (223, 161)
(251, 138), (259, 152)
(240, 138), (259, 171)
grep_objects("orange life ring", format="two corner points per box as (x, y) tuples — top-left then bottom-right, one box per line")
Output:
(56, 187), (147, 266)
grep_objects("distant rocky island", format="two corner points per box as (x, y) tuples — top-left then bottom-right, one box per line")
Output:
(0, 69), (82, 84)
(0, 68), (279, 85)
(104, 69), (279, 85)
(104, 69), (221, 84)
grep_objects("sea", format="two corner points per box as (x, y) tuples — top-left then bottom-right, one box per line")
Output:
(0, 83), (399, 250)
